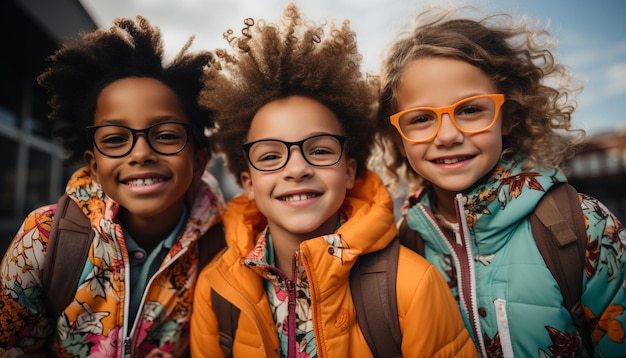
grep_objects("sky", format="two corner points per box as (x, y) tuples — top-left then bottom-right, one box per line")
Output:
(79, 0), (626, 135)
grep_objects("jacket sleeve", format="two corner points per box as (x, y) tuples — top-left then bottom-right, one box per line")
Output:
(579, 194), (626, 355)
(396, 246), (479, 357)
(0, 205), (55, 356)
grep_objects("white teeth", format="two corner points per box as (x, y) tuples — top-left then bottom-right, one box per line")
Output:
(281, 193), (317, 201)
(435, 157), (469, 164)
(126, 178), (164, 186)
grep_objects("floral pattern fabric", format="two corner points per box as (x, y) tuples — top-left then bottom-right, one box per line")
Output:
(403, 155), (626, 357)
(0, 166), (224, 357)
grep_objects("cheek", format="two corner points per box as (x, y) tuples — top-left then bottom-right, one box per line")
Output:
(404, 141), (426, 161)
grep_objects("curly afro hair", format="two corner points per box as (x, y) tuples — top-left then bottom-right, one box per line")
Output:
(37, 16), (216, 166)
(200, 3), (379, 186)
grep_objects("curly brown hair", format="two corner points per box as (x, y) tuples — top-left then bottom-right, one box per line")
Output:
(201, 3), (378, 186)
(374, 7), (585, 190)
(37, 16), (215, 166)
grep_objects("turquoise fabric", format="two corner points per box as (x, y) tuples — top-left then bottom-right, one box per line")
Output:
(404, 155), (626, 357)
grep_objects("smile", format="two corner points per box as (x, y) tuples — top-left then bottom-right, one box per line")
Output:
(124, 177), (165, 186)
(432, 156), (473, 164)
(278, 193), (320, 201)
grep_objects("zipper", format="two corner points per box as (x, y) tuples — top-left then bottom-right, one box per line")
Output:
(120, 237), (132, 357)
(265, 253), (299, 358)
(122, 236), (189, 357)
(286, 253), (298, 358)
(123, 338), (132, 358)
(417, 197), (487, 357)
(454, 193), (486, 357)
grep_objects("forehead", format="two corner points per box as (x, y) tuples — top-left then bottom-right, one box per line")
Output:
(396, 57), (497, 108)
(246, 96), (342, 142)
(93, 77), (188, 127)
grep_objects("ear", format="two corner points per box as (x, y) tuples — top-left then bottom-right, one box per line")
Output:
(345, 158), (357, 190)
(193, 147), (210, 182)
(83, 150), (99, 182)
(240, 171), (254, 200)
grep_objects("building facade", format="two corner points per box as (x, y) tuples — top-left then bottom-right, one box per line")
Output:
(1, 0), (96, 252)
(565, 129), (626, 221)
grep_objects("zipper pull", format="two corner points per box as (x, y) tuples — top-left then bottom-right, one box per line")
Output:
(123, 336), (132, 358)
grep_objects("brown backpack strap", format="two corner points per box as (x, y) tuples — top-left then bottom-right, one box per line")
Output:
(530, 183), (592, 354)
(350, 237), (402, 358)
(398, 217), (425, 256)
(200, 223), (238, 357)
(211, 289), (240, 358)
(197, 222), (226, 268)
(43, 194), (93, 319)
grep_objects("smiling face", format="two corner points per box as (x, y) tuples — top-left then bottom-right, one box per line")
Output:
(240, 95), (356, 242)
(84, 77), (208, 233)
(395, 57), (504, 200)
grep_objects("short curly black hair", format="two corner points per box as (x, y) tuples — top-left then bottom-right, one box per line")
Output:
(37, 16), (215, 166)
(201, 3), (378, 186)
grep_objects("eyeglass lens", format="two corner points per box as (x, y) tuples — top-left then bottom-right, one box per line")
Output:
(397, 96), (499, 141)
(90, 122), (190, 157)
(245, 134), (344, 171)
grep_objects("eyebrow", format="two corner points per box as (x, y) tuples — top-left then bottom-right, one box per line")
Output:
(245, 131), (343, 143)
(93, 116), (182, 126)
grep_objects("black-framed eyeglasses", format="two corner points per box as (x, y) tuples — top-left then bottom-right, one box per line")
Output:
(86, 122), (194, 158)
(242, 134), (346, 172)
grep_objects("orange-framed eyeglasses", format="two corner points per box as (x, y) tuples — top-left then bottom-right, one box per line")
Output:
(389, 94), (505, 143)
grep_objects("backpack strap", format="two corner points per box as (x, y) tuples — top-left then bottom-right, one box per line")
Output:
(197, 222), (227, 268)
(529, 183), (592, 354)
(43, 194), (93, 319)
(350, 237), (402, 358)
(200, 223), (239, 358)
(211, 289), (240, 358)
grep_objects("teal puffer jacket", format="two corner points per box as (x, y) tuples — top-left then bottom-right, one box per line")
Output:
(404, 156), (626, 357)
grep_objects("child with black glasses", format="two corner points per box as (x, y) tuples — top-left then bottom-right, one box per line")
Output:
(0, 16), (225, 357)
(374, 6), (626, 357)
(189, 4), (477, 357)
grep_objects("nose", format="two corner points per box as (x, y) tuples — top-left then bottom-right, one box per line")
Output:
(282, 147), (313, 180)
(433, 112), (464, 146)
(128, 133), (157, 163)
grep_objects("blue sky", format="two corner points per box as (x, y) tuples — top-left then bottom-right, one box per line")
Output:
(80, 0), (626, 135)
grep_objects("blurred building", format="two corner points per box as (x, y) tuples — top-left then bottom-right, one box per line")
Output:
(1, 0), (96, 251)
(565, 129), (626, 220)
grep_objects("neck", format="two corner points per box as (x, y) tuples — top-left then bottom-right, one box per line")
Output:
(119, 207), (184, 253)
(268, 213), (340, 274)
(431, 188), (458, 223)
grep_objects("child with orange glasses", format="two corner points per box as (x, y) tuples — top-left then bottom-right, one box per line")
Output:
(190, 4), (477, 357)
(0, 17), (224, 357)
(375, 6), (626, 357)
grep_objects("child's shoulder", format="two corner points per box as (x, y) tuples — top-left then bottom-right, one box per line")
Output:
(22, 202), (57, 234)
(397, 244), (435, 276)
(579, 193), (624, 239)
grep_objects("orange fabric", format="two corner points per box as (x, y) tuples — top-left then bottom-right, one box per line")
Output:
(190, 170), (477, 357)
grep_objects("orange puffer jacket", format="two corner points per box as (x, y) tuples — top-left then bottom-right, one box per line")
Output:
(190, 170), (477, 357)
